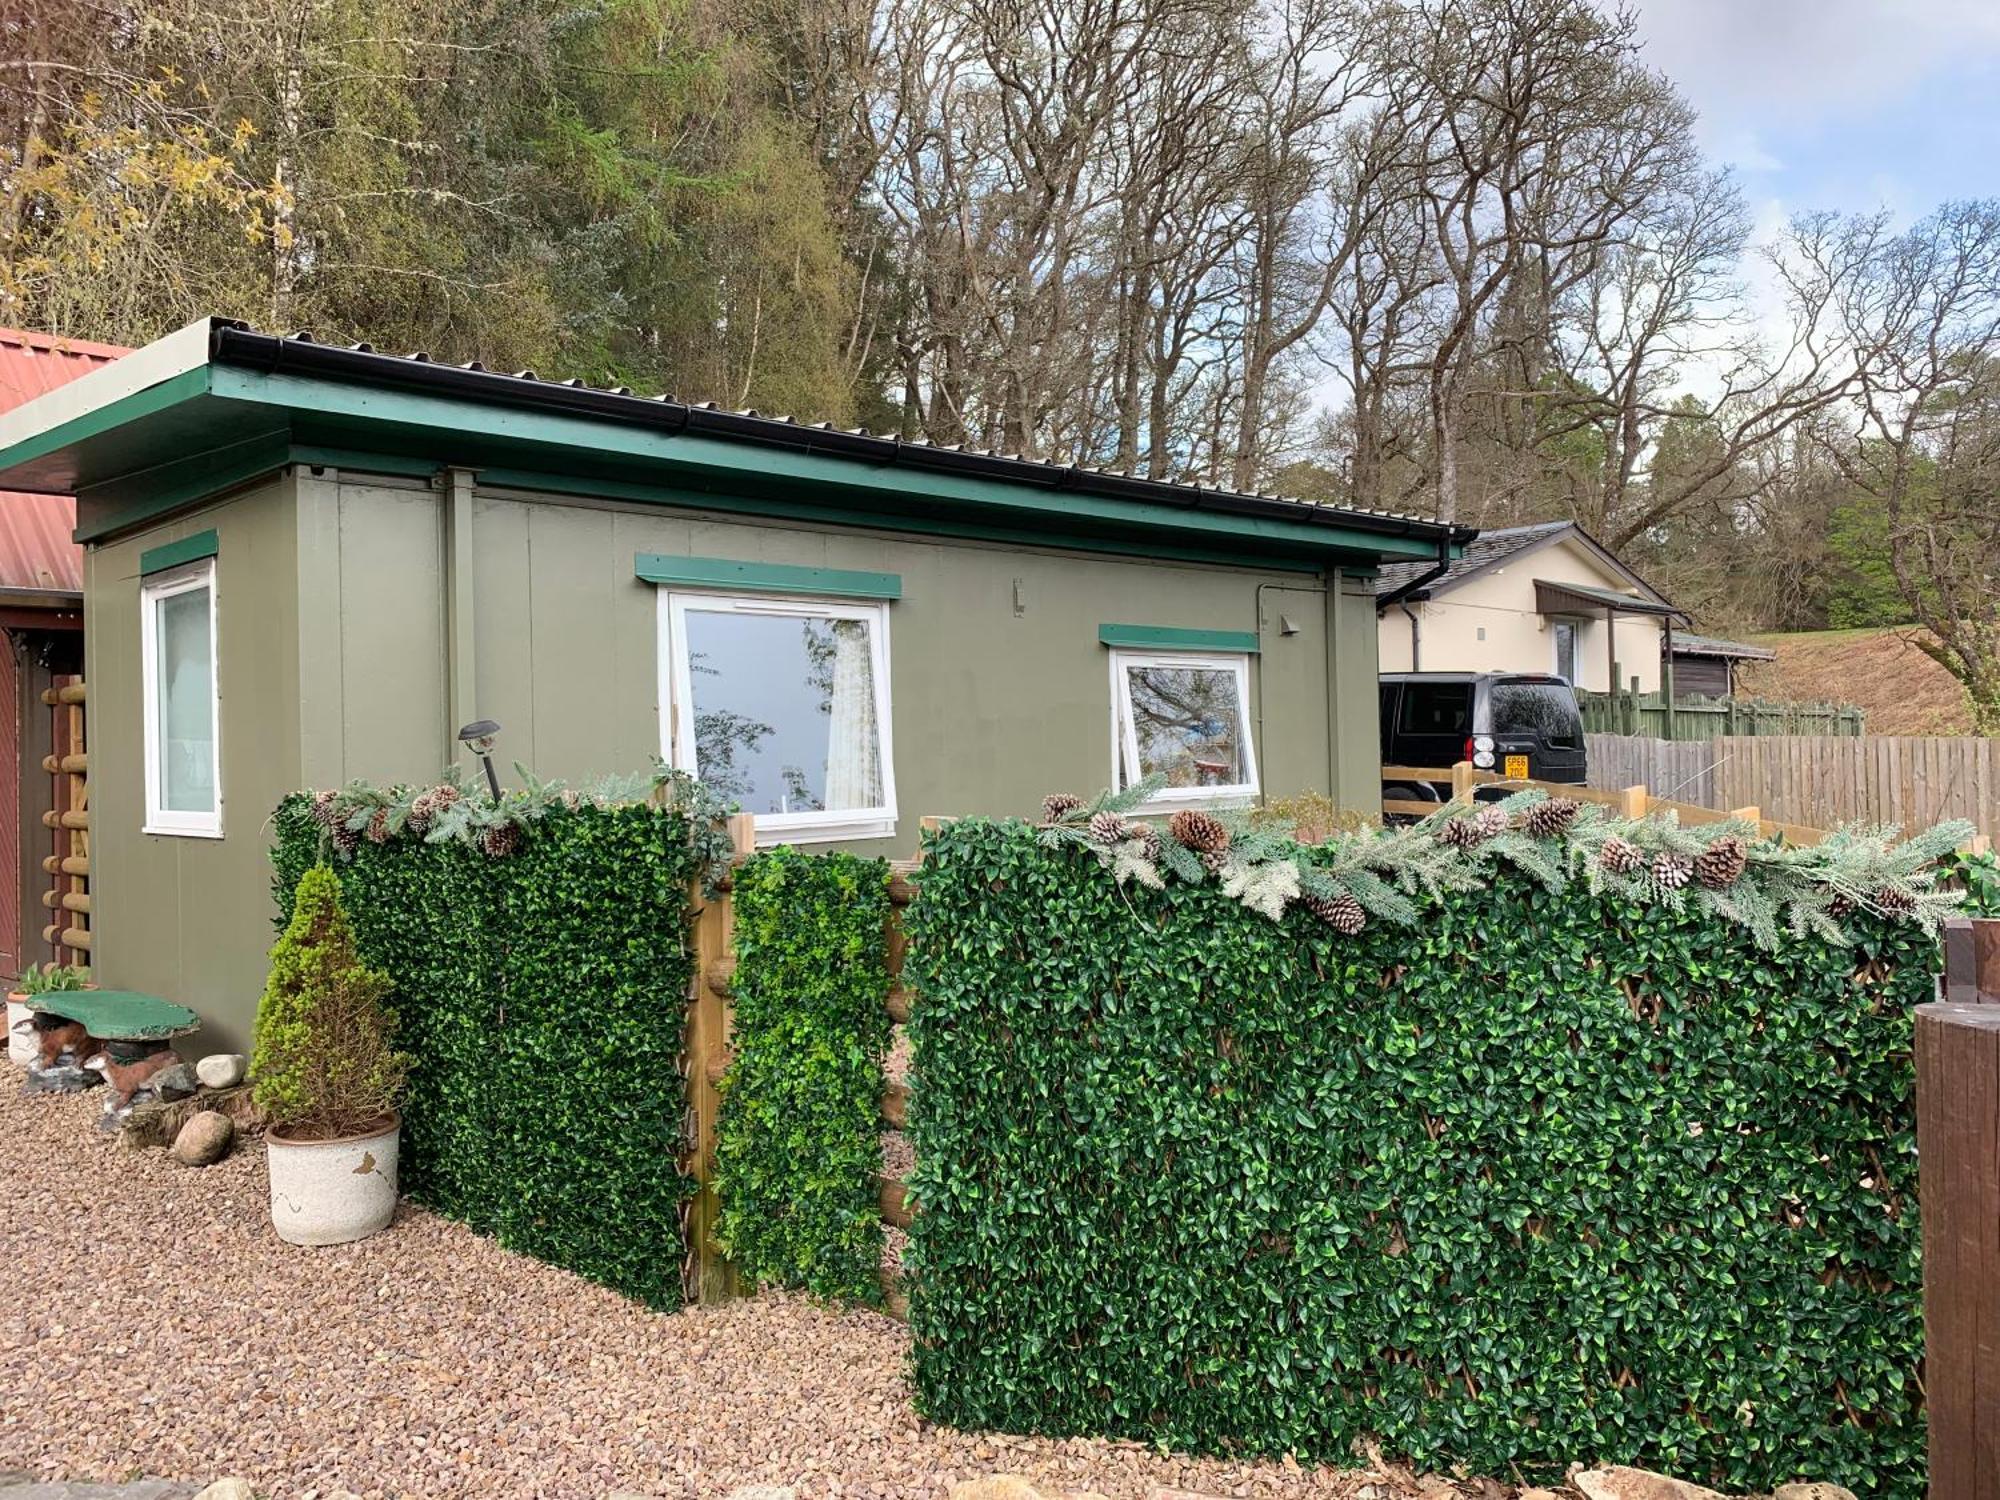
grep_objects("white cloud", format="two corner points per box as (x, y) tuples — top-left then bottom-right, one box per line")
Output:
(1628, 0), (2000, 156)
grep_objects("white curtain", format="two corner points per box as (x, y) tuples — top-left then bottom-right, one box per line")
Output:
(824, 619), (882, 809)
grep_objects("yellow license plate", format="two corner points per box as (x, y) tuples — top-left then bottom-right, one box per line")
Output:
(1504, 754), (1529, 779)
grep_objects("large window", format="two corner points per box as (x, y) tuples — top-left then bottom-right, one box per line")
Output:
(1109, 649), (1258, 806)
(659, 591), (896, 842)
(141, 558), (221, 837)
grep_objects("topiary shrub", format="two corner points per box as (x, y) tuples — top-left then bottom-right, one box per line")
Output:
(715, 845), (893, 1303)
(252, 863), (406, 1137)
(905, 815), (1945, 1500)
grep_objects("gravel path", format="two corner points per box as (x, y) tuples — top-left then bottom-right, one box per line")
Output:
(0, 1087), (1456, 1500)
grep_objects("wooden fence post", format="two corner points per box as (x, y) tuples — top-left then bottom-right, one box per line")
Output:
(1450, 760), (1477, 803)
(1916, 998), (2000, 1498)
(1619, 784), (1649, 819)
(686, 810), (756, 1305)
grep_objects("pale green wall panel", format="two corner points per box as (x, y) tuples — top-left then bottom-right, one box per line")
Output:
(335, 481), (447, 782)
(1257, 585), (1334, 801)
(84, 477), (303, 1053)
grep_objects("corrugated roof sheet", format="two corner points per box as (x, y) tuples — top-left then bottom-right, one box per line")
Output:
(0, 328), (120, 594)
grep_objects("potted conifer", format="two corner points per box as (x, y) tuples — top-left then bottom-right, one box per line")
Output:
(253, 864), (407, 1246)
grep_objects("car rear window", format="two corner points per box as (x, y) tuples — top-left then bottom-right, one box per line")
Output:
(1397, 683), (1472, 736)
(1491, 680), (1582, 746)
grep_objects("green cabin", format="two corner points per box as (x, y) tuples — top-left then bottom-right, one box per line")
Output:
(0, 318), (1467, 1048)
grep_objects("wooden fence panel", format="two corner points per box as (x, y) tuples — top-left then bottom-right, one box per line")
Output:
(1589, 732), (2000, 840)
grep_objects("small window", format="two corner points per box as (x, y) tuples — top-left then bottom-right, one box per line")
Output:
(660, 591), (896, 842)
(141, 558), (221, 837)
(1397, 682), (1471, 737)
(1552, 619), (1579, 683)
(1110, 650), (1258, 806)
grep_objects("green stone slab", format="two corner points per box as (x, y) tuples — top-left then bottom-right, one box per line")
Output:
(27, 990), (199, 1040)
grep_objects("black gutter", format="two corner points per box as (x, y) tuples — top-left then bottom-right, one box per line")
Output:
(210, 322), (1474, 550)
(1374, 532), (1456, 612)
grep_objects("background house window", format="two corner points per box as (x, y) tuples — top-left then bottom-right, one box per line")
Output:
(141, 558), (221, 836)
(1552, 619), (1579, 683)
(1110, 650), (1258, 805)
(660, 591), (896, 842)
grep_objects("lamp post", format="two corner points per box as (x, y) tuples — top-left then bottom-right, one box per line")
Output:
(457, 719), (502, 800)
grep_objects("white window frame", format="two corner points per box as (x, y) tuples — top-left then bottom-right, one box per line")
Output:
(657, 589), (898, 844)
(1552, 617), (1580, 684)
(140, 557), (223, 838)
(1108, 648), (1259, 810)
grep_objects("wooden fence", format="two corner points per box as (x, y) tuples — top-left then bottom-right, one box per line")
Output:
(1382, 762), (1828, 846)
(1579, 684), (1863, 741)
(1588, 732), (2000, 841)
(682, 812), (924, 1310)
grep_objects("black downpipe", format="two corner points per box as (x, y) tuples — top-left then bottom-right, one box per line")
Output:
(1376, 533), (1454, 614)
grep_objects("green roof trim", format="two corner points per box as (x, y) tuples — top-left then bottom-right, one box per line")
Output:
(1099, 623), (1261, 654)
(636, 553), (902, 600)
(139, 529), (219, 576)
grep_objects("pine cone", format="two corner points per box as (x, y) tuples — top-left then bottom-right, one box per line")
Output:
(431, 782), (463, 810)
(481, 821), (522, 859)
(1437, 816), (1484, 849)
(1873, 885), (1918, 918)
(1522, 797), (1580, 839)
(1473, 805), (1510, 840)
(1168, 808), (1230, 854)
(1598, 836), (1643, 876)
(1041, 793), (1085, 823)
(1652, 852), (1694, 891)
(1827, 893), (1856, 919)
(1130, 822), (1163, 862)
(1694, 835), (1748, 889)
(1200, 847), (1232, 874)
(364, 807), (392, 844)
(1302, 890), (1367, 934)
(309, 789), (342, 828)
(405, 791), (436, 836)
(330, 824), (361, 859)
(1088, 810), (1128, 844)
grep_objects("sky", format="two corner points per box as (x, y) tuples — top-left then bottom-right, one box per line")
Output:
(1629, 0), (2000, 225)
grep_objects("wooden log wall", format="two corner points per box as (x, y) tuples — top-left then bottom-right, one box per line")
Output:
(39, 677), (87, 962)
(1918, 919), (2000, 1497)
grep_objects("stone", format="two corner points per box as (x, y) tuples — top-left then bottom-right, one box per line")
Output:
(1518, 1491), (1565, 1500)
(196, 1053), (247, 1088)
(1774, 1487), (1857, 1500)
(151, 1062), (199, 1101)
(171, 1111), (236, 1167)
(192, 1483), (258, 1500)
(1572, 1468), (1729, 1500)
(720, 1489), (797, 1500)
(950, 1480), (1047, 1500)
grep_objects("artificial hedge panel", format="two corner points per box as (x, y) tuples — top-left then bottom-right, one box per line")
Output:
(904, 818), (1934, 1498)
(715, 846), (893, 1303)
(272, 796), (700, 1307)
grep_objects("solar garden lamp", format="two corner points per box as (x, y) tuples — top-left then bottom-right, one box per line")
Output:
(458, 719), (503, 800)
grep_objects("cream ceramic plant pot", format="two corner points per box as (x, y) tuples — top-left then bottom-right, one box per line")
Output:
(266, 1112), (400, 1246)
(6, 994), (33, 1067)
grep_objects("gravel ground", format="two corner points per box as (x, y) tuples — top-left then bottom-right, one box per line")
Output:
(0, 1086), (1462, 1500)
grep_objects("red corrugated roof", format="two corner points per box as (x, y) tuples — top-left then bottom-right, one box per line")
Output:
(0, 328), (123, 595)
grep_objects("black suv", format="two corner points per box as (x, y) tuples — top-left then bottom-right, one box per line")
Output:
(1379, 672), (1587, 806)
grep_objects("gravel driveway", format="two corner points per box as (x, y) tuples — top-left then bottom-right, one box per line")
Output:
(0, 1087), (1453, 1500)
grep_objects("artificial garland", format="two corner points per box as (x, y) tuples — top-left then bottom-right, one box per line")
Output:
(300, 757), (739, 893)
(1035, 775), (1971, 950)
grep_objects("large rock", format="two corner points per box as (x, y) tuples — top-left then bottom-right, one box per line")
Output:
(196, 1054), (247, 1089)
(193, 1482), (258, 1500)
(1774, 1487), (1857, 1500)
(171, 1111), (236, 1167)
(1572, 1468), (1730, 1500)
